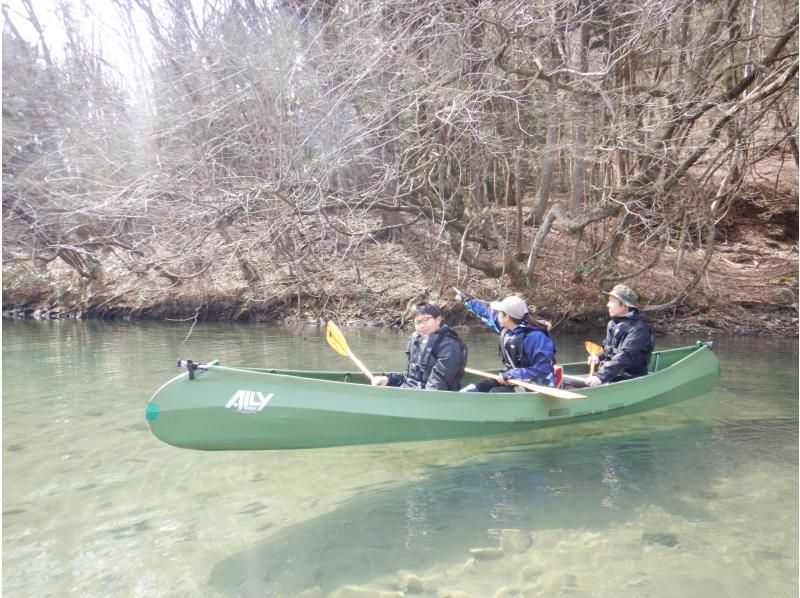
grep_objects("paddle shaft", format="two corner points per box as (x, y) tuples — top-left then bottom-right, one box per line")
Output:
(464, 367), (584, 400)
(345, 347), (376, 383)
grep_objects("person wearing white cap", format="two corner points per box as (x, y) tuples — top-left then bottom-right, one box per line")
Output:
(455, 290), (556, 392)
(565, 284), (655, 388)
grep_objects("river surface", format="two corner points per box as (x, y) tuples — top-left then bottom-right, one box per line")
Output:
(3, 320), (797, 597)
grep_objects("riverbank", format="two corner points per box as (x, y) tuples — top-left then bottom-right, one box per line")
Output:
(4, 220), (796, 338)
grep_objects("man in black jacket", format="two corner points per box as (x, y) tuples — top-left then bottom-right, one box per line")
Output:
(581, 284), (655, 387)
(372, 303), (468, 391)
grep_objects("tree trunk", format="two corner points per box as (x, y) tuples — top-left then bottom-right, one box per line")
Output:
(569, 22), (591, 217)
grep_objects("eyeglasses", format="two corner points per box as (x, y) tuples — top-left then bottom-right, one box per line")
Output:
(413, 316), (435, 326)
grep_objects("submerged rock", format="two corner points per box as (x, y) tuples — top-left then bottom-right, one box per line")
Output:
(330, 586), (403, 598)
(400, 573), (424, 594)
(641, 531), (680, 547)
(468, 547), (504, 561)
(499, 529), (532, 554)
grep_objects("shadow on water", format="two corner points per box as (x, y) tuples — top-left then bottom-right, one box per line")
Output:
(208, 419), (775, 596)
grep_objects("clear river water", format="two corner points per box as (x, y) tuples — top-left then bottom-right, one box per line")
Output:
(2, 320), (797, 597)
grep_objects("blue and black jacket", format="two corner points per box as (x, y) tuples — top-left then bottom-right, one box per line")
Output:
(596, 310), (655, 382)
(463, 299), (556, 386)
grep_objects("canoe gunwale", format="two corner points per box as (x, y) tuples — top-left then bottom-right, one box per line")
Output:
(194, 341), (715, 392)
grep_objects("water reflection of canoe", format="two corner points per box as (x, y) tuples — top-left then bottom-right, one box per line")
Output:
(209, 420), (715, 595)
(145, 342), (720, 451)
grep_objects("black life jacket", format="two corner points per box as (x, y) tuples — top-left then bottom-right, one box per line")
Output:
(498, 325), (554, 370)
(404, 327), (468, 390)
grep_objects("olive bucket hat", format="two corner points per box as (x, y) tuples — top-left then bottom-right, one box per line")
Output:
(606, 284), (638, 308)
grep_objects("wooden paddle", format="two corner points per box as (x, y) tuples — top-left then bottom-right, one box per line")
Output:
(464, 367), (585, 400)
(325, 321), (376, 384)
(585, 340), (603, 375)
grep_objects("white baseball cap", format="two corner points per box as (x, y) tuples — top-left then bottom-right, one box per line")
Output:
(489, 296), (529, 319)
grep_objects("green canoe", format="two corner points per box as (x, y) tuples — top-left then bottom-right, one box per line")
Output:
(146, 342), (720, 451)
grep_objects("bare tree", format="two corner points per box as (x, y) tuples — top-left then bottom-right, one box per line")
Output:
(3, 0), (796, 315)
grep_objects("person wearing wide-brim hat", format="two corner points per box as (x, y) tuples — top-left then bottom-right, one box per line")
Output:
(567, 284), (655, 388)
(455, 291), (556, 392)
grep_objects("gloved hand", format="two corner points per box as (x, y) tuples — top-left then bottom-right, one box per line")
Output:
(455, 289), (470, 303)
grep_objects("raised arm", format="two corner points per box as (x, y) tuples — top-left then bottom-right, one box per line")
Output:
(462, 298), (502, 334)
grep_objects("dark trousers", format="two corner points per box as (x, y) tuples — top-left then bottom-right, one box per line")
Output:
(465, 379), (517, 393)
(561, 373), (637, 388)
(561, 375), (589, 389)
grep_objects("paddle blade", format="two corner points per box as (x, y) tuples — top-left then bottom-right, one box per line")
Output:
(585, 340), (602, 375)
(583, 341), (603, 376)
(325, 320), (376, 382)
(584, 340), (603, 356)
(325, 321), (350, 357)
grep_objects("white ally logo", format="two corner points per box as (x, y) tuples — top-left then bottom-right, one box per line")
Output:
(225, 390), (274, 413)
